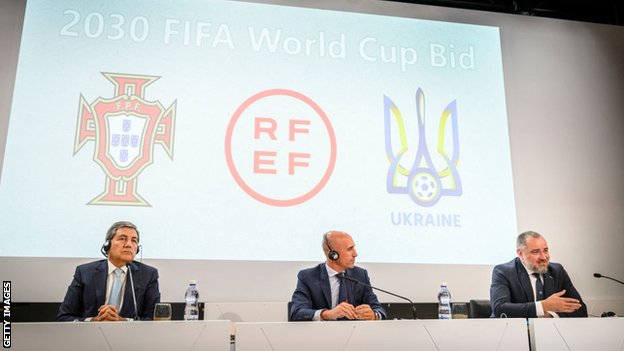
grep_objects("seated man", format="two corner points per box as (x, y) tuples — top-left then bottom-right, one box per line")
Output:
(57, 221), (160, 321)
(490, 230), (587, 318)
(290, 230), (387, 321)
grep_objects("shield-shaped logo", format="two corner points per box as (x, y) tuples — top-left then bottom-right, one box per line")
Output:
(74, 73), (177, 206)
(384, 88), (461, 207)
(107, 114), (146, 168)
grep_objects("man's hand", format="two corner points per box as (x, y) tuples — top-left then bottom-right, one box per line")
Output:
(541, 290), (582, 314)
(355, 304), (376, 320)
(320, 302), (377, 320)
(321, 302), (357, 320)
(92, 305), (127, 321)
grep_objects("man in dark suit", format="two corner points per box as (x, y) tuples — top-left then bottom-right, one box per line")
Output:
(289, 231), (386, 321)
(490, 230), (587, 318)
(57, 221), (160, 321)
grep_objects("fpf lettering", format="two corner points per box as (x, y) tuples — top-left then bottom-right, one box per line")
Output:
(115, 100), (142, 112)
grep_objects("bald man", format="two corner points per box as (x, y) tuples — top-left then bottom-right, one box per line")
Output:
(289, 231), (386, 321)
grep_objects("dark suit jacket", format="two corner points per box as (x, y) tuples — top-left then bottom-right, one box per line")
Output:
(57, 259), (160, 321)
(490, 257), (587, 318)
(289, 263), (387, 321)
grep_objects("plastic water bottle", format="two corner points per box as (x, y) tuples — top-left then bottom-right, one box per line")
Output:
(184, 280), (200, 321)
(437, 282), (452, 319)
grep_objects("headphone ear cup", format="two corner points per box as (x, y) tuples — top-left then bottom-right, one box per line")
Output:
(136, 244), (141, 254)
(101, 240), (111, 257)
(324, 233), (339, 261)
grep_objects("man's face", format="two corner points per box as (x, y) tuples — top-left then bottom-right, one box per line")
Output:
(328, 233), (358, 271)
(517, 235), (550, 274)
(108, 227), (139, 267)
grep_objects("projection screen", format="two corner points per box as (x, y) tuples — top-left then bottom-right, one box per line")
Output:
(0, 0), (516, 264)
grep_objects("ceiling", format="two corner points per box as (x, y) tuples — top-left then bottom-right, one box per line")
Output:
(384, 0), (623, 26)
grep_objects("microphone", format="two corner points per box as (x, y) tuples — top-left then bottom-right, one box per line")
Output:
(127, 263), (140, 320)
(593, 273), (622, 318)
(593, 273), (624, 285)
(339, 274), (417, 319)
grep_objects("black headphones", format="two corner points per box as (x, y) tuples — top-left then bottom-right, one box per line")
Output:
(100, 240), (111, 257)
(324, 232), (339, 261)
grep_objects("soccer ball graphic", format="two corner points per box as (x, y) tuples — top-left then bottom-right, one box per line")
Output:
(408, 170), (441, 206)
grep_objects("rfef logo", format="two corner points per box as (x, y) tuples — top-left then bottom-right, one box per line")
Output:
(74, 73), (176, 206)
(225, 89), (336, 207)
(384, 88), (461, 207)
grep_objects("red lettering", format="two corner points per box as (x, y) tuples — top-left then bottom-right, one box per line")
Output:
(254, 117), (277, 140)
(288, 153), (310, 175)
(253, 151), (277, 174)
(289, 119), (310, 141)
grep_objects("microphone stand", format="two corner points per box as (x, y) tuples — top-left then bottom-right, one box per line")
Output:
(341, 274), (417, 319)
(127, 263), (140, 320)
(593, 273), (624, 285)
(593, 273), (623, 317)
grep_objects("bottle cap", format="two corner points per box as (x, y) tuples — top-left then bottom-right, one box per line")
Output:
(440, 282), (447, 286)
(189, 279), (197, 285)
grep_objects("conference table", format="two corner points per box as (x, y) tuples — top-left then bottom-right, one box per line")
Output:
(11, 320), (231, 351)
(236, 319), (528, 351)
(530, 318), (624, 351)
(10, 317), (623, 351)
(11, 318), (527, 351)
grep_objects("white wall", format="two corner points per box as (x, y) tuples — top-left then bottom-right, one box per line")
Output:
(1, 0), (623, 313)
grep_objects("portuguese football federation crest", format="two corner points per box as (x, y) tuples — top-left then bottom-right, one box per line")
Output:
(74, 73), (176, 206)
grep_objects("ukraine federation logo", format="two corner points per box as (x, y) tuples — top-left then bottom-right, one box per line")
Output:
(384, 88), (461, 207)
(74, 73), (176, 206)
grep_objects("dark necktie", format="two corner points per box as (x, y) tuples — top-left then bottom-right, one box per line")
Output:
(532, 273), (545, 301)
(338, 273), (348, 305)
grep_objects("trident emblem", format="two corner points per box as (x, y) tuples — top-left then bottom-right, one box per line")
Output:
(74, 73), (176, 206)
(384, 88), (461, 207)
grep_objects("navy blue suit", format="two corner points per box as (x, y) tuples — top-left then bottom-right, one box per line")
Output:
(490, 257), (587, 318)
(289, 263), (387, 321)
(57, 259), (160, 321)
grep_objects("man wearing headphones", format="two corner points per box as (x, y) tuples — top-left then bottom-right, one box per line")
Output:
(289, 231), (386, 321)
(57, 221), (160, 321)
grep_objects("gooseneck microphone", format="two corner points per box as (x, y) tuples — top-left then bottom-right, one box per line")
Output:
(593, 273), (624, 285)
(340, 274), (417, 319)
(127, 263), (140, 320)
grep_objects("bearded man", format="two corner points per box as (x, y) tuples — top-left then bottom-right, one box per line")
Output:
(490, 231), (587, 318)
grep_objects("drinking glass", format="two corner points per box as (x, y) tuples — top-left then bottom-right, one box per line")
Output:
(452, 303), (469, 319)
(153, 303), (172, 321)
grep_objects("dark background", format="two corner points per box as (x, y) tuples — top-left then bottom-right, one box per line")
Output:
(13, 301), (490, 321)
(385, 0), (623, 26)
